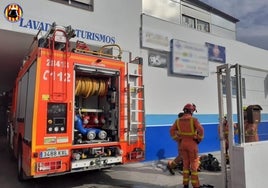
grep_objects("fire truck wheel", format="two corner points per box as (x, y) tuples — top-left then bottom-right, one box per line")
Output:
(17, 141), (29, 181)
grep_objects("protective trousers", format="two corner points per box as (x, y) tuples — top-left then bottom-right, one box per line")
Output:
(180, 138), (200, 188)
(224, 133), (229, 154)
(169, 142), (182, 168)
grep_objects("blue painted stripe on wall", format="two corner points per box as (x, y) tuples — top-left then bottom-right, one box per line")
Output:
(145, 123), (220, 161)
(145, 114), (268, 126)
(145, 114), (221, 125)
(144, 114), (268, 162)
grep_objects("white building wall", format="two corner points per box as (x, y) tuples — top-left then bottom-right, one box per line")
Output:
(211, 14), (236, 31)
(211, 14), (236, 40)
(143, 0), (237, 40)
(180, 1), (210, 21)
(141, 14), (268, 115)
(0, 0), (142, 58)
(210, 25), (236, 40)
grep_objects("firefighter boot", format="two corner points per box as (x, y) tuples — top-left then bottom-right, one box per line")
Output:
(225, 154), (230, 165)
(200, 184), (214, 188)
(167, 160), (175, 175)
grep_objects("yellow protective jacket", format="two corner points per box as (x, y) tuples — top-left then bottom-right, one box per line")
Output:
(170, 114), (204, 142)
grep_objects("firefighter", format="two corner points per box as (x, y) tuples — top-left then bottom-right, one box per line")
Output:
(244, 105), (262, 143)
(169, 103), (204, 188)
(244, 119), (259, 142)
(167, 112), (184, 175)
(219, 116), (229, 152)
(218, 115), (238, 164)
(218, 116), (229, 164)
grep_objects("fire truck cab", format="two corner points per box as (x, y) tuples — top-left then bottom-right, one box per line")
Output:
(7, 23), (145, 180)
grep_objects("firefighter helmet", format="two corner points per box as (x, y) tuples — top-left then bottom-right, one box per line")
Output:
(183, 103), (197, 114)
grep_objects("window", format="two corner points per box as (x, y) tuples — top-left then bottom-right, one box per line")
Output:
(197, 19), (210, 33)
(182, 15), (210, 33)
(49, 0), (94, 11)
(222, 75), (246, 98)
(182, 15), (195, 29)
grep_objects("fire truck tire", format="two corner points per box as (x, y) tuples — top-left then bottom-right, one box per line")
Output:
(17, 140), (29, 181)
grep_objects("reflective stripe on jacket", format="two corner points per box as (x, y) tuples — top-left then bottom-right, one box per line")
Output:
(176, 115), (204, 141)
(176, 118), (195, 136)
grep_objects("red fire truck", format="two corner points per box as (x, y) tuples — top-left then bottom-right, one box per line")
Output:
(6, 23), (145, 180)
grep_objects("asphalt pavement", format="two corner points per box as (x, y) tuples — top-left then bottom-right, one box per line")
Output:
(0, 133), (226, 188)
(111, 154), (225, 188)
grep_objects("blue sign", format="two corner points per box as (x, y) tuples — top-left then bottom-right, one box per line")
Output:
(206, 42), (226, 63)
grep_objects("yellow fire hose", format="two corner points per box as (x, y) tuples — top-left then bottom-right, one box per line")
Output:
(75, 77), (108, 97)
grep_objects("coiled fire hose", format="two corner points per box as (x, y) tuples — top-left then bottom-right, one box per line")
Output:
(75, 77), (108, 97)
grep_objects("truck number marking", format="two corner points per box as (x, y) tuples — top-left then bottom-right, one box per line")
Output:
(46, 59), (69, 68)
(43, 70), (71, 82)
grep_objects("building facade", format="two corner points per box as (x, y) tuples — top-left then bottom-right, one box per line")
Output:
(0, 0), (268, 161)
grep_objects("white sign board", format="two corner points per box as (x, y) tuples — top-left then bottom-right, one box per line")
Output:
(141, 28), (171, 51)
(170, 39), (209, 77)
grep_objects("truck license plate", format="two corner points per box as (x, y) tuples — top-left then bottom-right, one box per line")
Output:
(40, 149), (69, 158)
